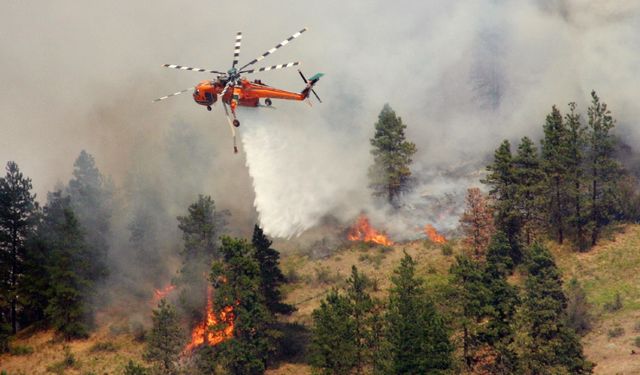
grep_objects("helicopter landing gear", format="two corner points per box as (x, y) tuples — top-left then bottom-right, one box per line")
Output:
(233, 119), (240, 127)
(207, 105), (212, 111)
(264, 98), (272, 106)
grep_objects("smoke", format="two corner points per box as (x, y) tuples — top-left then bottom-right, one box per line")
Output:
(1, 0), (639, 241)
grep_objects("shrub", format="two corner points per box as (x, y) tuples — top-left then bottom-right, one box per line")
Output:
(604, 292), (623, 312)
(123, 360), (149, 375)
(89, 341), (118, 353)
(9, 344), (34, 356)
(46, 345), (76, 374)
(635, 336), (640, 348)
(608, 326), (625, 339)
(441, 243), (453, 256)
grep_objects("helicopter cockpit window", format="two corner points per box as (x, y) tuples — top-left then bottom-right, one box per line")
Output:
(194, 89), (199, 95)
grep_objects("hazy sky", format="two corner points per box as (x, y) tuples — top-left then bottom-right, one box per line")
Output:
(1, 0), (639, 237)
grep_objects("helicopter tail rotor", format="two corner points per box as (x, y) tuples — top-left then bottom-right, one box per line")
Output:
(298, 70), (323, 103)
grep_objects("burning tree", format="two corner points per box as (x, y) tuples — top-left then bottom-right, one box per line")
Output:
(459, 187), (495, 259)
(369, 104), (417, 207)
(208, 236), (276, 374)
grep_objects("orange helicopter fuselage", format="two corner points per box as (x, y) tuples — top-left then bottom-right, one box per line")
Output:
(192, 78), (305, 109)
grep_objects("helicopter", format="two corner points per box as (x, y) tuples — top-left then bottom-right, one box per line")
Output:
(154, 27), (323, 153)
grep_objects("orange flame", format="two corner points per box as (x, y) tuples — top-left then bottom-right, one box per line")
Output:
(347, 215), (394, 246)
(152, 284), (176, 304)
(185, 285), (235, 351)
(424, 224), (446, 244)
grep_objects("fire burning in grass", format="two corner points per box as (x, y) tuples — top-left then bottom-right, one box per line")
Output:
(347, 215), (394, 246)
(424, 224), (446, 244)
(184, 285), (235, 351)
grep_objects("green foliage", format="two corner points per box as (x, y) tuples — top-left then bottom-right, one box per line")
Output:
(47, 345), (77, 374)
(310, 290), (357, 375)
(176, 195), (227, 325)
(604, 292), (623, 312)
(0, 320), (10, 353)
(540, 106), (571, 244)
(65, 150), (112, 282)
(513, 136), (544, 245)
(42, 193), (93, 340)
(512, 243), (593, 374)
(368, 104), (417, 206)
(386, 253), (453, 374)
(252, 225), (295, 316)
(482, 140), (522, 263)
(88, 341), (118, 353)
(565, 278), (591, 335)
(0, 161), (39, 334)
(144, 299), (184, 375)
(441, 242), (453, 256)
(634, 336), (640, 348)
(123, 360), (149, 375)
(607, 326), (624, 339)
(310, 266), (380, 375)
(9, 344), (33, 355)
(211, 237), (275, 375)
(586, 91), (621, 246)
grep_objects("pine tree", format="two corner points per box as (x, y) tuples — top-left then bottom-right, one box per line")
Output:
(482, 140), (521, 263)
(540, 106), (570, 244)
(211, 236), (274, 375)
(0, 161), (38, 334)
(251, 225), (294, 316)
(449, 254), (489, 369)
(345, 266), (375, 374)
(66, 150), (112, 281)
(459, 187), (495, 259)
(513, 137), (544, 245)
(177, 195), (227, 324)
(586, 91), (620, 246)
(512, 243), (593, 374)
(369, 104), (417, 206)
(310, 289), (357, 375)
(145, 299), (184, 375)
(42, 192), (93, 340)
(565, 103), (589, 250)
(387, 253), (452, 374)
(481, 232), (519, 373)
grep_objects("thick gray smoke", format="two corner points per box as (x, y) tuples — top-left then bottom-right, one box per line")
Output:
(1, 0), (639, 242)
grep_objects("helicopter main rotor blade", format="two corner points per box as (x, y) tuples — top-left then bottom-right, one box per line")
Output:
(152, 87), (193, 102)
(232, 32), (242, 68)
(311, 89), (322, 103)
(240, 61), (300, 74)
(238, 27), (307, 71)
(162, 64), (225, 75)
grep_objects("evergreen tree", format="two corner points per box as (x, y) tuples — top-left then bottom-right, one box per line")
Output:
(251, 225), (294, 316)
(565, 103), (589, 250)
(18, 231), (50, 326)
(0, 161), (38, 334)
(369, 104), (417, 206)
(42, 192), (94, 339)
(66, 150), (112, 281)
(482, 140), (521, 263)
(310, 289), (357, 375)
(459, 187), (495, 259)
(513, 137), (544, 245)
(449, 254), (489, 370)
(345, 266), (375, 375)
(211, 236), (274, 375)
(512, 243), (593, 374)
(176, 195), (227, 324)
(481, 232), (519, 373)
(540, 106), (571, 244)
(387, 253), (452, 374)
(586, 91), (620, 246)
(145, 299), (184, 375)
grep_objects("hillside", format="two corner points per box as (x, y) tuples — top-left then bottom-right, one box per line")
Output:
(2, 225), (640, 374)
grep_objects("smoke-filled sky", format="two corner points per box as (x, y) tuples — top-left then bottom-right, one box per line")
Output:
(1, 0), (639, 238)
